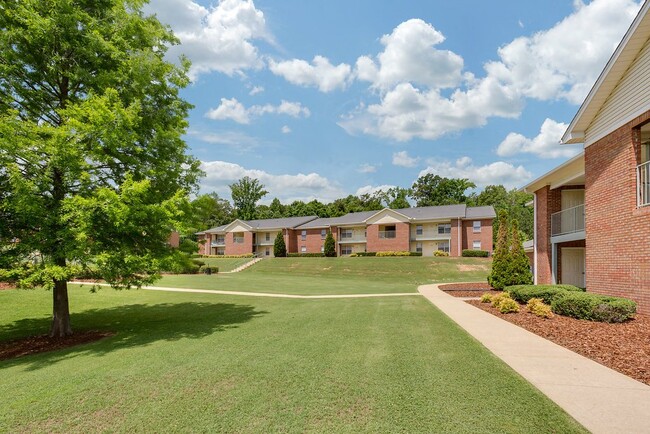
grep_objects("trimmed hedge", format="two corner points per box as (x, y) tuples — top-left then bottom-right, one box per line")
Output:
(376, 251), (411, 257)
(551, 292), (636, 323)
(505, 284), (584, 305)
(199, 254), (255, 259)
(462, 249), (489, 257)
(201, 266), (219, 274)
(434, 251), (449, 257)
(287, 253), (325, 257)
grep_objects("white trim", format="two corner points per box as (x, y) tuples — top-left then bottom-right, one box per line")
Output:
(222, 219), (253, 232)
(549, 173), (586, 190)
(584, 103), (650, 147)
(363, 207), (411, 224)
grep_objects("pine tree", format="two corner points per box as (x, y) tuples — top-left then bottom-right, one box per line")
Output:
(505, 219), (533, 286)
(487, 210), (511, 289)
(273, 232), (287, 257)
(324, 231), (336, 257)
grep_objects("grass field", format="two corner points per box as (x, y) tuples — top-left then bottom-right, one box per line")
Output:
(0, 284), (585, 433)
(158, 256), (492, 295)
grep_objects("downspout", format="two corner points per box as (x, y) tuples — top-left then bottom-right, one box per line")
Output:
(533, 193), (538, 285)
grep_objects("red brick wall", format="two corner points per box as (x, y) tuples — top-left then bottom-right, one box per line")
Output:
(225, 231), (253, 255)
(297, 228), (328, 253)
(284, 229), (297, 254)
(461, 219), (493, 253)
(585, 110), (650, 314)
(197, 233), (210, 255)
(366, 222), (410, 252)
(450, 219), (460, 257)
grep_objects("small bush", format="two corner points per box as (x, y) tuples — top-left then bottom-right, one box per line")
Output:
(376, 251), (411, 257)
(202, 266), (219, 274)
(480, 292), (493, 303)
(491, 292), (511, 308)
(506, 284), (584, 305)
(354, 252), (376, 257)
(462, 250), (489, 257)
(551, 292), (636, 323)
(434, 250), (450, 257)
(498, 297), (520, 313)
(286, 253), (325, 257)
(527, 298), (553, 318)
(200, 254), (254, 259)
(409, 252), (423, 257)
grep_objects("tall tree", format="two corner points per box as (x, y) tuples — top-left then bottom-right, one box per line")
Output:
(0, 0), (201, 336)
(190, 193), (234, 232)
(487, 211), (511, 290)
(468, 185), (534, 243)
(273, 232), (287, 257)
(410, 174), (476, 207)
(378, 187), (411, 209)
(506, 219), (533, 286)
(229, 177), (268, 221)
(323, 231), (336, 257)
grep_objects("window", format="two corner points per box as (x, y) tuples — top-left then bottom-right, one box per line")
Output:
(301, 246), (307, 253)
(341, 246), (352, 255)
(233, 232), (244, 243)
(341, 229), (353, 239)
(473, 221), (481, 233)
(416, 225), (423, 235)
(265, 247), (270, 256)
(416, 242), (422, 253)
(265, 232), (270, 242)
(437, 241), (450, 253)
(438, 224), (451, 234)
(321, 229), (327, 239)
(473, 240), (481, 250)
(301, 230), (307, 240)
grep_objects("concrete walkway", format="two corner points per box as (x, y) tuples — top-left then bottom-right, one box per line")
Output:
(70, 282), (419, 299)
(419, 283), (650, 434)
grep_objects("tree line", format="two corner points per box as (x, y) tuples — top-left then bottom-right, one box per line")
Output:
(189, 174), (534, 243)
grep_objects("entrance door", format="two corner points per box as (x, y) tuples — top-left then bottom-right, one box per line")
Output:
(561, 248), (585, 288)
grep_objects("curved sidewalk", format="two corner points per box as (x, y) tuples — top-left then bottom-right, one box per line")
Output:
(419, 284), (650, 434)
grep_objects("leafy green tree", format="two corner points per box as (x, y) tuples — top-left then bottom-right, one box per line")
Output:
(468, 185), (533, 243)
(505, 219), (533, 286)
(190, 193), (234, 232)
(487, 211), (511, 290)
(378, 187), (411, 209)
(324, 232), (336, 257)
(230, 177), (268, 221)
(410, 174), (476, 207)
(0, 0), (200, 336)
(269, 198), (285, 218)
(273, 232), (287, 257)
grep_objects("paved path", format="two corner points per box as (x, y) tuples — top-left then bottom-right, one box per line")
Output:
(419, 283), (650, 434)
(70, 282), (419, 299)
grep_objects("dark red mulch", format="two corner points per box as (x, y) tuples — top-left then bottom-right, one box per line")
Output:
(467, 300), (650, 386)
(0, 282), (16, 291)
(439, 282), (498, 298)
(0, 331), (116, 361)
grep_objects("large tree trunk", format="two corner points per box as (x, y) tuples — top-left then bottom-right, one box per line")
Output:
(50, 279), (72, 337)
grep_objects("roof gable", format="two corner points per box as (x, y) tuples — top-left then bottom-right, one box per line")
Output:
(364, 208), (411, 225)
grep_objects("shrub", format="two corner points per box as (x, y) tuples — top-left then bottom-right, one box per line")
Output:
(376, 251), (411, 257)
(498, 297), (520, 313)
(273, 232), (287, 257)
(462, 250), (489, 257)
(491, 292), (511, 308)
(527, 298), (553, 318)
(354, 252), (376, 257)
(434, 250), (449, 257)
(551, 292), (636, 323)
(487, 210), (510, 289)
(286, 253), (325, 257)
(506, 284), (583, 305)
(324, 232), (336, 257)
(409, 252), (423, 256)
(480, 292), (493, 303)
(200, 254), (254, 259)
(202, 266), (219, 274)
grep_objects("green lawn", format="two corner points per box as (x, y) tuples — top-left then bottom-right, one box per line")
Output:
(0, 286), (585, 433)
(158, 256), (492, 295)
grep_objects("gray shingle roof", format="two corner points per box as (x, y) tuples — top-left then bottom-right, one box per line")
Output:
(396, 204), (467, 220)
(244, 215), (319, 230)
(465, 206), (497, 219)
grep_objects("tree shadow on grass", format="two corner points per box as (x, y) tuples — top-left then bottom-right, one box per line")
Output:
(0, 302), (267, 371)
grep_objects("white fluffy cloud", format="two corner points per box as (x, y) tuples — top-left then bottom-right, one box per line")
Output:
(341, 0), (640, 142)
(497, 118), (581, 159)
(281, 125), (292, 134)
(355, 19), (464, 91)
(392, 151), (420, 168)
(419, 157), (532, 189)
(487, 0), (641, 104)
(205, 98), (310, 124)
(249, 85), (264, 95)
(147, 0), (270, 79)
(355, 184), (395, 197)
(201, 160), (345, 202)
(268, 56), (353, 92)
(357, 163), (378, 174)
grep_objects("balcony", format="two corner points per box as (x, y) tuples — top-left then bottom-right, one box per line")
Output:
(211, 238), (226, 247)
(551, 204), (585, 240)
(378, 230), (396, 239)
(638, 161), (650, 207)
(338, 233), (366, 244)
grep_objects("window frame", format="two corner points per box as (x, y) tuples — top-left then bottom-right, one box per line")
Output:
(472, 221), (481, 233)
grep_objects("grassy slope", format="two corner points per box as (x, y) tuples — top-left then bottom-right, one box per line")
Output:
(158, 256), (492, 295)
(0, 287), (585, 433)
(194, 257), (256, 272)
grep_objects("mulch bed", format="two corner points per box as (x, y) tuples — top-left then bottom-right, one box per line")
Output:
(0, 282), (16, 291)
(439, 282), (497, 298)
(0, 331), (115, 361)
(467, 299), (650, 386)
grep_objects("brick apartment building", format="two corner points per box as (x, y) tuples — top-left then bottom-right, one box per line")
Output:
(523, 1), (650, 314)
(197, 204), (495, 258)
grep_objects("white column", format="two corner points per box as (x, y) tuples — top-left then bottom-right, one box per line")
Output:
(551, 242), (558, 285)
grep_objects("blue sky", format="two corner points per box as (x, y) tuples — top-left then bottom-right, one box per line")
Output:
(146, 0), (642, 203)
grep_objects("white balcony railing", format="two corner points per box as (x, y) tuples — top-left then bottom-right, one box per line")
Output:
(638, 161), (650, 207)
(211, 238), (225, 246)
(551, 204), (585, 237)
(378, 230), (396, 239)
